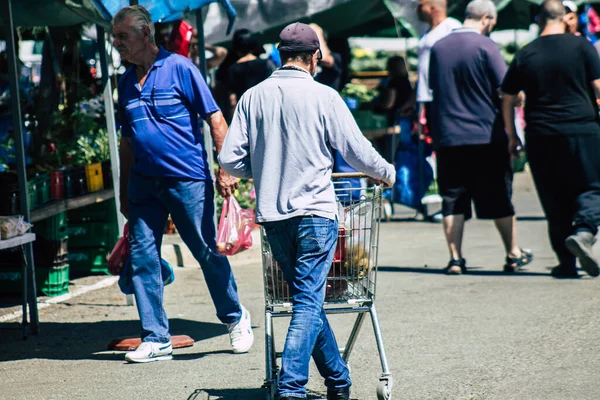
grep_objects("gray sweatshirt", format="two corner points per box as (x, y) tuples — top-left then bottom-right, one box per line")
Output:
(218, 69), (395, 223)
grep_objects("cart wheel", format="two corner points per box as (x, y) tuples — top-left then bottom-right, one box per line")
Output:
(376, 379), (392, 400)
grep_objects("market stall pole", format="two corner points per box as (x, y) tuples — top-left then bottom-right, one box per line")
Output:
(0, 0), (40, 335)
(96, 25), (133, 306)
(96, 26), (124, 234)
(194, 6), (217, 227)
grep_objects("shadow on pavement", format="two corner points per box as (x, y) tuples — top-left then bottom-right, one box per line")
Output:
(0, 318), (227, 362)
(191, 388), (331, 400)
(378, 266), (549, 277)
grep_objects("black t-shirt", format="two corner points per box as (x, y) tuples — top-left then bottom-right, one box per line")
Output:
(315, 52), (343, 91)
(389, 76), (413, 111)
(228, 59), (276, 99)
(502, 34), (600, 135)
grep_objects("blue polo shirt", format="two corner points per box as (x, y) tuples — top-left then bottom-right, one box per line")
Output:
(118, 47), (219, 180)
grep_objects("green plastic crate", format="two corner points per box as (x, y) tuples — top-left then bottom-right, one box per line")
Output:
(33, 212), (68, 241)
(352, 110), (388, 131)
(68, 248), (110, 277)
(67, 221), (119, 248)
(0, 263), (69, 297)
(68, 201), (118, 224)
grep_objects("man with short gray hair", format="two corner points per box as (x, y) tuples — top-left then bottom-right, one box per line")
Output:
(429, 0), (533, 275)
(502, 0), (600, 278)
(112, 5), (254, 363)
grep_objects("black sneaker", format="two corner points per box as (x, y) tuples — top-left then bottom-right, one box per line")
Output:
(550, 265), (580, 279)
(565, 230), (599, 277)
(327, 386), (351, 400)
(504, 248), (534, 273)
(445, 258), (466, 275)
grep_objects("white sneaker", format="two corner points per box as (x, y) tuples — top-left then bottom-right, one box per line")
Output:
(227, 305), (254, 354)
(125, 341), (173, 363)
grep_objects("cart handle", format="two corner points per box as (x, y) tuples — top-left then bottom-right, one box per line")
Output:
(331, 172), (370, 179)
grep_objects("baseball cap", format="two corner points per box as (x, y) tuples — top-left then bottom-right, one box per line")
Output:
(277, 22), (320, 53)
(563, 1), (577, 14)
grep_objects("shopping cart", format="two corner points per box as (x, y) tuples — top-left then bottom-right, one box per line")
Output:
(261, 173), (393, 400)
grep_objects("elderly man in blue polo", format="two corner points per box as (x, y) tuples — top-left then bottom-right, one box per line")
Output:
(112, 5), (253, 363)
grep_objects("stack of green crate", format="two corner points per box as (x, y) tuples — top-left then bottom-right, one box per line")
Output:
(30, 212), (70, 296)
(67, 201), (119, 277)
(0, 263), (69, 297)
(0, 212), (70, 297)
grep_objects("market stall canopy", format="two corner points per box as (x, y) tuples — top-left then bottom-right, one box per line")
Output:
(0, 0), (108, 29)
(203, 0), (534, 44)
(94, 0), (236, 33)
(0, 0), (236, 34)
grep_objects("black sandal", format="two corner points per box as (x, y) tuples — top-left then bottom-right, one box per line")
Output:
(504, 248), (533, 273)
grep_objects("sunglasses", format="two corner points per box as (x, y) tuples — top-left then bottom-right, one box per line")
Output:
(316, 49), (323, 61)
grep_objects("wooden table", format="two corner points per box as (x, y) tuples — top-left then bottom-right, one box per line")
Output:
(0, 233), (37, 338)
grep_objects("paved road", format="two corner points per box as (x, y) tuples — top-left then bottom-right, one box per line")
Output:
(2, 171), (599, 400)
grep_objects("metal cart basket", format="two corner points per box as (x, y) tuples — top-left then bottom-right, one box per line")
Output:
(262, 172), (393, 400)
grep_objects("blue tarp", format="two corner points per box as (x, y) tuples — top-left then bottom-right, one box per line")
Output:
(93, 0), (236, 33)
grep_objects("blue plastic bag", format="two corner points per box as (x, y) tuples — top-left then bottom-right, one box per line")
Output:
(118, 257), (175, 295)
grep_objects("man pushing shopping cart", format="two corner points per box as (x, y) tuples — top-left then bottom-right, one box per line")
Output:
(219, 22), (395, 400)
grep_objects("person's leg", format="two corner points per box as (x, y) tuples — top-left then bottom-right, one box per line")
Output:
(127, 173), (170, 343)
(494, 216), (520, 257)
(526, 135), (577, 273)
(161, 179), (242, 324)
(437, 147), (471, 273)
(443, 214), (465, 260)
(264, 217), (350, 398)
(312, 308), (351, 392)
(565, 134), (600, 276)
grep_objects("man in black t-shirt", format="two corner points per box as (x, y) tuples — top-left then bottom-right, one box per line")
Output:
(502, 0), (600, 278)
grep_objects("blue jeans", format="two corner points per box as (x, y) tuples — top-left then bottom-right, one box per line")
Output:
(128, 173), (242, 343)
(263, 217), (351, 398)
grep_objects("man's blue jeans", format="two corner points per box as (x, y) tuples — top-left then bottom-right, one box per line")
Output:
(263, 216), (351, 398)
(128, 172), (242, 343)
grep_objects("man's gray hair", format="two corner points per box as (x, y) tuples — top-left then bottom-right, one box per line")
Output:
(465, 0), (497, 20)
(112, 5), (156, 43)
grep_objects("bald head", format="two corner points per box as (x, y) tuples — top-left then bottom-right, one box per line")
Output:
(539, 0), (566, 25)
(465, 0), (497, 21)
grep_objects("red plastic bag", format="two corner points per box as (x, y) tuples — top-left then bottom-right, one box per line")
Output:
(216, 196), (254, 256)
(108, 223), (129, 276)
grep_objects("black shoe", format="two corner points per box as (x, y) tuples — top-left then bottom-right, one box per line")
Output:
(504, 248), (534, 273)
(445, 258), (466, 275)
(327, 386), (351, 400)
(565, 230), (599, 277)
(550, 265), (580, 279)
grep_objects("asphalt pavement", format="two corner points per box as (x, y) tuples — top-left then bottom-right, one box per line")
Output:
(1, 170), (599, 400)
